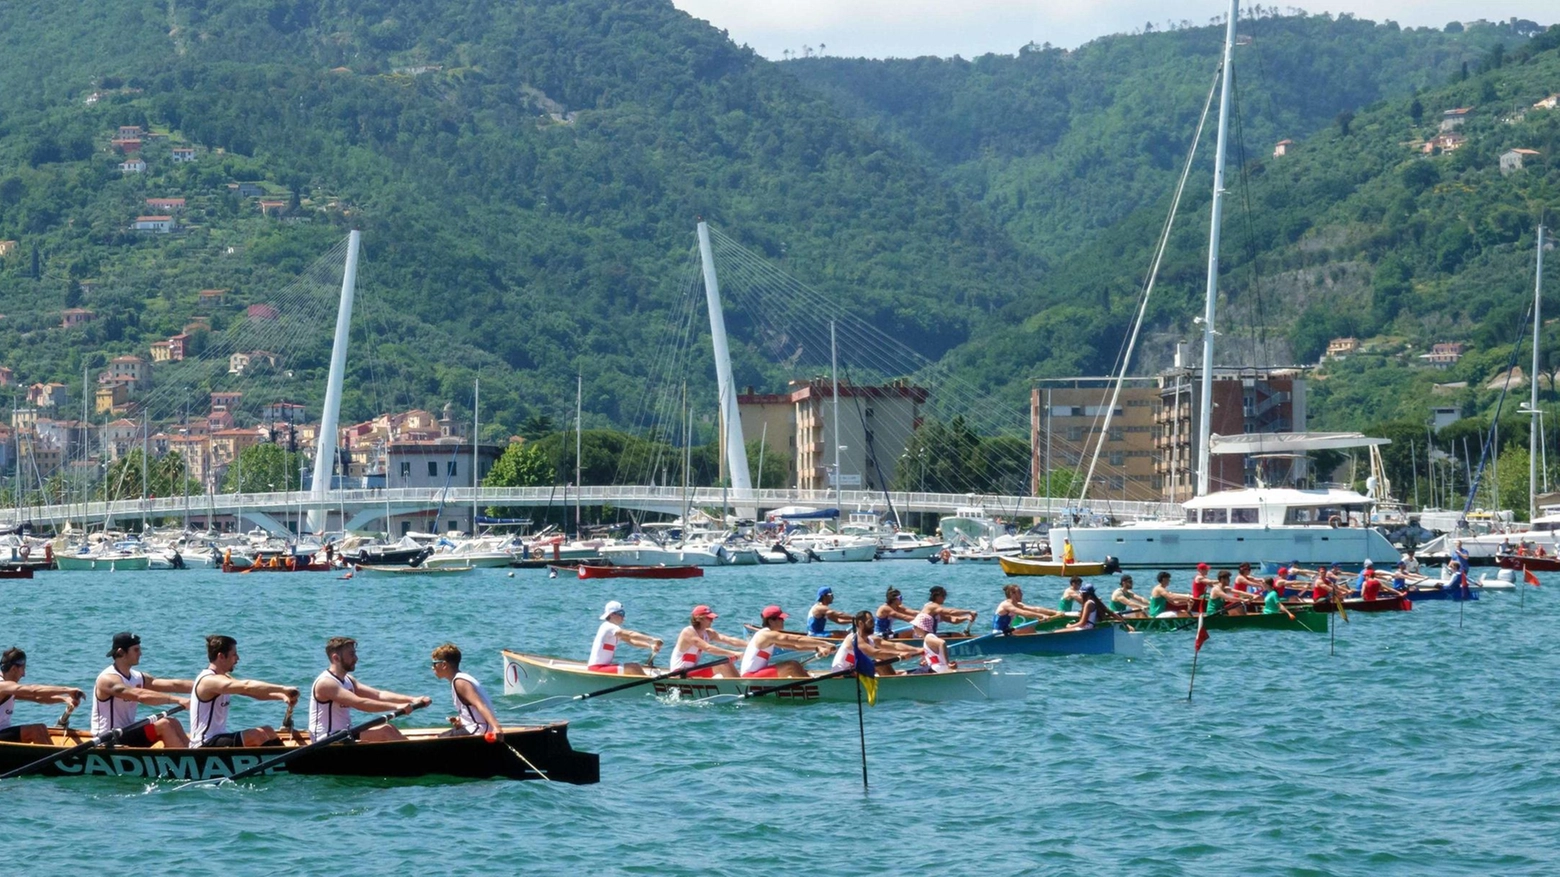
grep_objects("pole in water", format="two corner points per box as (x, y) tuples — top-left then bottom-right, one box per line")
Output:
(1329, 608), (1336, 657)
(855, 672), (869, 791)
(1186, 650), (1200, 702)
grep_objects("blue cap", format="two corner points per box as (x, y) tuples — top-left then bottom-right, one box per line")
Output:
(1079, 583), (1096, 594)
(817, 586), (833, 600)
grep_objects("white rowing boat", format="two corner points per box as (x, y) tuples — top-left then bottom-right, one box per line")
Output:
(500, 650), (1027, 703)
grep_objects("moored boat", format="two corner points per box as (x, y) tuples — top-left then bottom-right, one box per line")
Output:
(1495, 553), (1560, 572)
(352, 564), (475, 577)
(998, 555), (1117, 577)
(574, 564), (703, 580)
(0, 566), (34, 579)
(54, 553), (151, 571)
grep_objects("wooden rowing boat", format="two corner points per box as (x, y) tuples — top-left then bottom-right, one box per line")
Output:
(1495, 553), (1560, 572)
(352, 564), (475, 577)
(1307, 595), (1411, 613)
(500, 650), (1027, 703)
(744, 622), (1141, 658)
(573, 564), (704, 580)
(998, 555), (1116, 577)
(1404, 584), (1479, 602)
(0, 566), (34, 579)
(0, 724), (598, 783)
(1119, 611), (1328, 633)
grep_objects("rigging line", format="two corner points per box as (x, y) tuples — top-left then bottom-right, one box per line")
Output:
(1228, 65), (1270, 355)
(1464, 297), (1537, 515)
(610, 249), (699, 485)
(1077, 59), (1221, 509)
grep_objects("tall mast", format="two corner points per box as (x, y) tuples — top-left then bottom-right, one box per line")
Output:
(1196, 0), (1240, 497)
(1533, 225), (1545, 522)
(696, 221), (753, 516)
(831, 320), (841, 510)
(140, 412), (148, 532)
(309, 229), (361, 533)
(472, 377), (479, 535)
(574, 373), (582, 538)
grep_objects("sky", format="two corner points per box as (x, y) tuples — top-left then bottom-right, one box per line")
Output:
(670, 1), (1555, 60)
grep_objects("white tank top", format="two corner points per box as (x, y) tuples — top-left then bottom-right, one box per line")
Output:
(669, 628), (711, 672)
(308, 670), (356, 739)
(739, 637), (773, 675)
(587, 621), (621, 666)
(91, 667), (145, 735)
(831, 632), (863, 672)
(0, 689), (13, 731)
(189, 668), (232, 747)
(451, 671), (495, 734)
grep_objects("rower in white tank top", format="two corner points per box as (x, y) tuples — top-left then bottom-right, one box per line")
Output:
(189, 668), (232, 747)
(91, 667), (145, 735)
(0, 690), (13, 731)
(309, 669), (356, 738)
(739, 638), (772, 676)
(669, 629), (712, 672)
(450, 671), (495, 735)
(587, 621), (621, 668)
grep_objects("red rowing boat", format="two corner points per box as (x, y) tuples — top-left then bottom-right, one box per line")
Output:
(1495, 554), (1560, 572)
(573, 564), (703, 580)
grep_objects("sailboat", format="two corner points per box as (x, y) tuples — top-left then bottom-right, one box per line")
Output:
(1065, 1), (1398, 570)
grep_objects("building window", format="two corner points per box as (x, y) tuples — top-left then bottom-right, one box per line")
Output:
(1108, 427), (1124, 442)
(448, 461), (458, 477)
(1108, 451), (1125, 466)
(1066, 426), (1085, 442)
(399, 462), (411, 478)
(427, 461), (438, 477)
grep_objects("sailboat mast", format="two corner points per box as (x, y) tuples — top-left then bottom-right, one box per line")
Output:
(472, 377), (479, 535)
(575, 374), (582, 538)
(831, 320), (841, 509)
(1533, 225), (1545, 522)
(1196, 0), (1240, 498)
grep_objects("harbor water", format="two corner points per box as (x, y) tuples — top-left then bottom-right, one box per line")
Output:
(3, 562), (1557, 875)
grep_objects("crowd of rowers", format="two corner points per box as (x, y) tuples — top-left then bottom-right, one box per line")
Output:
(0, 633), (501, 750)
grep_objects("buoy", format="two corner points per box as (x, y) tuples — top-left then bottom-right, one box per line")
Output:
(507, 572), (515, 578)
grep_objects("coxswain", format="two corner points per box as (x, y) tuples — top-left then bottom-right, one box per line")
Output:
(431, 643), (502, 741)
(1109, 576), (1150, 616)
(308, 637), (431, 742)
(1147, 571), (1191, 617)
(1262, 579), (1296, 620)
(1058, 577), (1084, 613)
(741, 606), (833, 677)
(1446, 560), (1470, 598)
(92, 632), (192, 748)
(806, 587), (854, 637)
(913, 586), (977, 673)
(1453, 541), (1472, 573)
(188, 635), (299, 748)
(0, 648), (84, 744)
(587, 600), (662, 676)
(994, 583), (1064, 634)
(875, 588), (917, 638)
(668, 605), (746, 678)
(833, 611), (920, 676)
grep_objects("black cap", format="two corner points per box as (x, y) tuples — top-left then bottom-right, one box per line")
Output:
(107, 631), (140, 657)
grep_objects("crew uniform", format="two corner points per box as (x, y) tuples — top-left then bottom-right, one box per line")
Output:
(0, 687), (16, 742)
(449, 671), (496, 736)
(92, 666), (157, 747)
(189, 668), (238, 748)
(309, 669), (356, 739)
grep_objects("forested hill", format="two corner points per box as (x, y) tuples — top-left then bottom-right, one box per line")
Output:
(0, 0), (1034, 431)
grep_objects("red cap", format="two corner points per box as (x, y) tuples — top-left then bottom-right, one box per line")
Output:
(761, 605), (788, 621)
(1197, 562), (1210, 572)
(692, 604), (718, 619)
(1277, 567), (1289, 576)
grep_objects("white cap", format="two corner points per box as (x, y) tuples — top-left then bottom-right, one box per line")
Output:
(601, 600), (625, 620)
(1363, 559), (1373, 567)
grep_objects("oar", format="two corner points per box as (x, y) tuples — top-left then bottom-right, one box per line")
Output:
(692, 666), (860, 706)
(508, 657), (734, 714)
(0, 704), (187, 780)
(176, 703), (428, 790)
(54, 696), (81, 730)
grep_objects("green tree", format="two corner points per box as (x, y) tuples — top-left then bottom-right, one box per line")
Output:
(484, 441), (551, 488)
(222, 443), (305, 494)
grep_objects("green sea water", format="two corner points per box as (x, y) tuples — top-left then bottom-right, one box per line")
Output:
(2, 562), (1556, 875)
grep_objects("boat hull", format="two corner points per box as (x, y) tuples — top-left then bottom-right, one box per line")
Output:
(352, 565), (474, 576)
(998, 556), (1114, 577)
(596, 546), (719, 567)
(943, 625), (1143, 658)
(424, 553), (514, 569)
(1308, 596), (1411, 613)
(1405, 586), (1479, 602)
(575, 564), (704, 580)
(1496, 554), (1560, 572)
(1124, 611), (1328, 633)
(1067, 524), (1398, 570)
(54, 555), (151, 571)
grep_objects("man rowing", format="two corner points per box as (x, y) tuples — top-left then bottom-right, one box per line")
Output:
(1262, 579), (1296, 620)
(431, 643), (501, 741)
(587, 600), (663, 676)
(1207, 569), (1260, 616)
(806, 587), (854, 636)
(1360, 568), (1404, 601)
(189, 635), (299, 748)
(994, 584), (1065, 633)
(1057, 578), (1084, 613)
(93, 631), (192, 748)
(914, 586), (978, 672)
(1147, 571), (1191, 617)
(668, 605), (747, 678)
(1190, 562), (1216, 613)
(833, 611), (920, 676)
(1108, 576), (1150, 616)
(0, 647), (84, 744)
(741, 606), (833, 678)
(1233, 563), (1265, 597)
(309, 637), (431, 742)
(875, 588), (917, 638)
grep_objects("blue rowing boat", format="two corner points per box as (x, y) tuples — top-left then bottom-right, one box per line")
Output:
(1405, 584), (1479, 602)
(943, 625), (1143, 658)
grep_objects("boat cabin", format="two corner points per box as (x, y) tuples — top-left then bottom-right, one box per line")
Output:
(1181, 487), (1374, 528)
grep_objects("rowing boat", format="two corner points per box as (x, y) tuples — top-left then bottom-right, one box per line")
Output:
(573, 564), (704, 580)
(0, 724), (598, 783)
(352, 564), (475, 577)
(1405, 584), (1479, 602)
(500, 650), (1027, 703)
(0, 566), (33, 579)
(1495, 553), (1560, 572)
(998, 555), (1116, 577)
(1306, 595), (1411, 613)
(745, 622), (1141, 658)
(1121, 611), (1328, 633)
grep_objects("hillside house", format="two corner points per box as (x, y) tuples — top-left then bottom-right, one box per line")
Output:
(117, 125), (144, 139)
(1536, 94), (1560, 110)
(210, 391), (243, 413)
(1273, 139), (1293, 157)
(27, 382), (67, 409)
(209, 428), (264, 468)
(171, 146), (196, 163)
(102, 355), (151, 390)
(1325, 337), (1359, 359)
(1421, 342), (1466, 369)
(150, 340), (172, 363)
(0, 241), (16, 258)
(1501, 148), (1541, 175)
(258, 199), (288, 216)
(133, 215), (175, 233)
(1422, 133), (1467, 155)
(145, 197), (186, 212)
(262, 401), (309, 423)
(1440, 107), (1473, 132)
(167, 332), (191, 361)
(105, 418), (140, 460)
(119, 159), (146, 174)
(228, 350), (280, 375)
(0, 366), (11, 387)
(207, 409), (236, 431)
(198, 289), (228, 305)
(95, 382), (130, 415)
(231, 182), (264, 198)
(247, 304), (279, 321)
(61, 308), (95, 329)
(110, 138), (142, 154)
(165, 432), (212, 486)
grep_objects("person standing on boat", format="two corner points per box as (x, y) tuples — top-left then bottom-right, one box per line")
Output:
(309, 637), (430, 742)
(1401, 550), (1421, 575)
(1453, 541), (1471, 573)
(431, 643), (501, 741)
(587, 601), (663, 676)
(189, 635), (299, 748)
(913, 586), (977, 673)
(833, 611), (919, 676)
(1058, 578), (1084, 613)
(92, 632), (192, 748)
(875, 588), (917, 638)
(1147, 571), (1190, 617)
(742, 606), (833, 678)
(1262, 579), (1296, 620)
(1108, 576), (1150, 616)
(1061, 538), (1076, 565)
(669, 605), (746, 679)
(806, 587), (854, 637)
(995, 584), (1065, 633)
(0, 648), (84, 744)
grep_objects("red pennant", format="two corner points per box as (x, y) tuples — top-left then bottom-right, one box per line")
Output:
(1194, 614), (1209, 653)
(1525, 567), (1541, 588)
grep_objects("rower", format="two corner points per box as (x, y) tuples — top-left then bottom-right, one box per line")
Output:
(913, 586), (977, 673)
(92, 631), (192, 748)
(1205, 570), (1244, 616)
(994, 583), (1064, 634)
(0, 648), (84, 744)
(741, 606), (833, 678)
(189, 635), (299, 748)
(1351, 559), (1378, 597)
(587, 600), (662, 676)
(668, 605), (746, 678)
(431, 643), (501, 741)
(1190, 562), (1216, 613)
(1401, 550), (1421, 575)
(1058, 578), (1084, 613)
(308, 637), (431, 742)
(806, 587), (854, 637)
(833, 611), (919, 676)
(1147, 571), (1191, 617)
(1108, 576), (1150, 616)
(1061, 583), (1130, 631)
(1309, 567), (1338, 603)
(1233, 563), (1265, 597)
(876, 588), (917, 638)
(1262, 578), (1296, 620)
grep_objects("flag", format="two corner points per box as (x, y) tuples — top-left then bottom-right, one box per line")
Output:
(1525, 567), (1541, 588)
(852, 640), (878, 706)
(1193, 612), (1209, 653)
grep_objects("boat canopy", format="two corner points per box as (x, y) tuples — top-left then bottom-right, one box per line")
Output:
(766, 507), (840, 520)
(1209, 432), (1390, 455)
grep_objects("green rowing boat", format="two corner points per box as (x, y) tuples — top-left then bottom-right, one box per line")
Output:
(1015, 611), (1327, 634)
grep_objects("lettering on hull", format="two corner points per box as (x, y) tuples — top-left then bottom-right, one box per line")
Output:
(653, 682), (821, 700)
(45, 750), (284, 778)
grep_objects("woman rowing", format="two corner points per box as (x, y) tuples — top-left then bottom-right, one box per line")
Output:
(1262, 579), (1296, 620)
(1108, 576), (1150, 616)
(1190, 562), (1217, 613)
(741, 606), (834, 678)
(668, 605), (746, 678)
(807, 587), (854, 636)
(875, 588), (917, 638)
(913, 586), (977, 673)
(1233, 563), (1265, 597)
(832, 611), (920, 676)
(993, 584), (1064, 635)
(1060, 583), (1133, 631)
(1147, 571), (1191, 617)
(587, 600), (663, 676)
